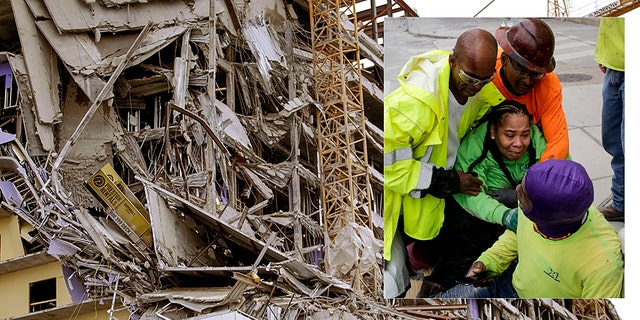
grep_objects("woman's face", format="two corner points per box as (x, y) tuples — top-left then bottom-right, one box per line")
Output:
(490, 113), (531, 160)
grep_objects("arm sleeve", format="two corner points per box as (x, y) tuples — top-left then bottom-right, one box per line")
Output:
(477, 230), (518, 274)
(454, 192), (510, 225)
(536, 79), (569, 161)
(453, 126), (509, 224)
(384, 93), (439, 197)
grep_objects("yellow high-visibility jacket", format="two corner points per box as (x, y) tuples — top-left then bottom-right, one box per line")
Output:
(384, 50), (504, 260)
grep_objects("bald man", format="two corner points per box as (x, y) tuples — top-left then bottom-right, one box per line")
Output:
(384, 28), (506, 297)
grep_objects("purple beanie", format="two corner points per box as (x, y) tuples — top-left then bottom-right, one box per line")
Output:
(522, 159), (593, 238)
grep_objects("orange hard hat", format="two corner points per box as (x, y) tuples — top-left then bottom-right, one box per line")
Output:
(496, 18), (556, 73)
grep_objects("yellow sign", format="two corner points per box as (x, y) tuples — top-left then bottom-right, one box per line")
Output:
(86, 164), (152, 245)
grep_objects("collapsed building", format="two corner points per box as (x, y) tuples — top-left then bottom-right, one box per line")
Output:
(0, 0), (391, 318)
(0, 1), (623, 319)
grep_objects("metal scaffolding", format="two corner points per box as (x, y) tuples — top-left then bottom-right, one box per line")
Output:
(547, 0), (569, 16)
(572, 299), (615, 320)
(309, 0), (378, 296)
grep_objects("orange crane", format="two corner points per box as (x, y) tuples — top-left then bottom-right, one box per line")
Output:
(309, 0), (378, 297)
(548, 0), (640, 16)
(589, 0), (640, 16)
(548, 0), (570, 16)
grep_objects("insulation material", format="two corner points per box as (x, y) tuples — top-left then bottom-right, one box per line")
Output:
(325, 222), (382, 281)
(241, 14), (287, 93)
(62, 265), (87, 303)
(0, 180), (23, 207)
(47, 238), (81, 257)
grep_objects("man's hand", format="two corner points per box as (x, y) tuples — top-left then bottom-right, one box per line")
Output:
(465, 261), (486, 278)
(598, 63), (607, 73)
(465, 261), (494, 287)
(457, 171), (483, 196)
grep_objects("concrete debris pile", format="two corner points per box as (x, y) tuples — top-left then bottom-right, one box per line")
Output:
(1, 0), (387, 319)
(391, 298), (621, 320)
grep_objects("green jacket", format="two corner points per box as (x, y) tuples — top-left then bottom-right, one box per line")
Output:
(452, 121), (546, 224)
(384, 50), (504, 260)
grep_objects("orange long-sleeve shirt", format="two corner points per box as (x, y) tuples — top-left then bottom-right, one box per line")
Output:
(493, 56), (569, 161)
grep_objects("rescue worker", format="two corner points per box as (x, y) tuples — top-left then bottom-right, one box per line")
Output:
(435, 159), (624, 298)
(384, 28), (504, 298)
(493, 18), (569, 162)
(594, 17), (625, 221)
(422, 100), (547, 291)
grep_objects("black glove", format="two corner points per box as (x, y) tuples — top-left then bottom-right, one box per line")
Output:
(487, 188), (518, 208)
(426, 167), (460, 198)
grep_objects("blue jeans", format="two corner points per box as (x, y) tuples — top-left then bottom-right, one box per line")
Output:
(432, 263), (519, 298)
(602, 68), (624, 212)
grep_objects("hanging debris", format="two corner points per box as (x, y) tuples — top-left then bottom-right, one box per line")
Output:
(0, 0), (387, 318)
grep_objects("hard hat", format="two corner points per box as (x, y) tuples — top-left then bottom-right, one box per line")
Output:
(496, 18), (556, 73)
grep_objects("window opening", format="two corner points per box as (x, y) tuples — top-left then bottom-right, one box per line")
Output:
(29, 278), (56, 312)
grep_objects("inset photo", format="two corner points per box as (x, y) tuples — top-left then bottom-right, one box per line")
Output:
(383, 17), (624, 299)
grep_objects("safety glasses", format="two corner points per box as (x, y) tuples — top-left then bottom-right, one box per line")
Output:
(458, 67), (496, 86)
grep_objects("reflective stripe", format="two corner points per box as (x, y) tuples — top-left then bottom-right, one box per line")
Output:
(409, 162), (434, 198)
(420, 145), (434, 164)
(384, 147), (413, 166)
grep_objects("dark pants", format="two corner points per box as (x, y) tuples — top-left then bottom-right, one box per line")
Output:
(601, 68), (624, 212)
(409, 196), (505, 290)
(433, 262), (519, 298)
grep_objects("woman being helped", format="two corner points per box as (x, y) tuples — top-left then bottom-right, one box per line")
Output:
(453, 99), (546, 228)
(422, 100), (546, 292)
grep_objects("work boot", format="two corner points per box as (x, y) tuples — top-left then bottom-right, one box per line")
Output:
(597, 204), (624, 221)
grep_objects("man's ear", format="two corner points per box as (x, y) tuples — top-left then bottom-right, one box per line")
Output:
(500, 52), (508, 65)
(449, 54), (456, 68)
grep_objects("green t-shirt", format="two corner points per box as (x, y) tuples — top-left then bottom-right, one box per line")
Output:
(479, 207), (624, 298)
(595, 17), (624, 71)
